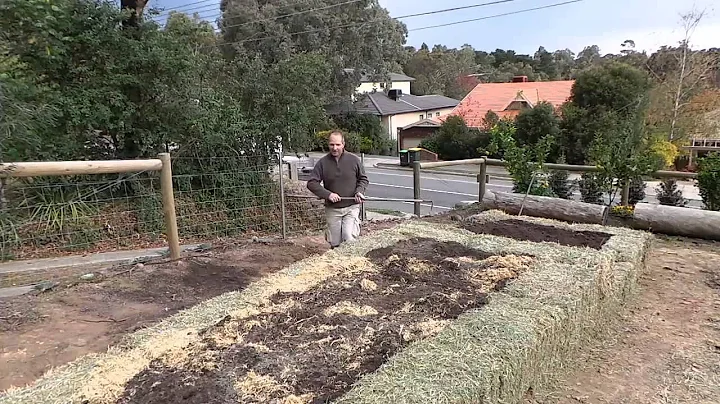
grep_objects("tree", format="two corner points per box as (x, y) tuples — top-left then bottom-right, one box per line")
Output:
(488, 119), (555, 196)
(514, 101), (560, 146)
(219, 0), (408, 99)
(559, 62), (653, 165)
(646, 8), (720, 141)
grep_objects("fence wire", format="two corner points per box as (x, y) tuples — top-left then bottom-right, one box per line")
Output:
(0, 173), (167, 263)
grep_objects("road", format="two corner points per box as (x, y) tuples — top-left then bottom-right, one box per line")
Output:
(293, 153), (704, 215)
(362, 168), (704, 215)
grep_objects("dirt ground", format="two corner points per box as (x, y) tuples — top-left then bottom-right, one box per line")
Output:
(535, 236), (720, 404)
(0, 220), (404, 393)
(117, 237), (533, 403)
(464, 219), (611, 250)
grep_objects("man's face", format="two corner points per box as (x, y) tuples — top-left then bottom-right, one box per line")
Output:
(328, 133), (345, 157)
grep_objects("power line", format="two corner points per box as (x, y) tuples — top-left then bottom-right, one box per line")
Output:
(411, 0), (583, 31)
(208, 0), (583, 48)
(211, 0), (519, 34)
(157, 0), (519, 29)
(151, 0), (217, 14)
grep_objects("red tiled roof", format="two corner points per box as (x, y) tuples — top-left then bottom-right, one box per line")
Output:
(450, 80), (575, 127)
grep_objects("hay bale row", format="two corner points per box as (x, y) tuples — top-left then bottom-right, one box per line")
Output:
(0, 211), (651, 404)
(337, 211), (652, 404)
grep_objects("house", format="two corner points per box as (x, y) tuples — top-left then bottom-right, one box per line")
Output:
(449, 76), (575, 127)
(344, 69), (415, 95)
(335, 89), (460, 149)
(396, 118), (443, 150)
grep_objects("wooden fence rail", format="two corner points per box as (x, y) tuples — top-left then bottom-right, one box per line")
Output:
(412, 157), (699, 215)
(0, 153), (181, 260)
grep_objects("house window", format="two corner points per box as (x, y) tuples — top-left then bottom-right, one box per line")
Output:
(419, 114), (424, 120)
(436, 112), (440, 117)
(380, 82), (385, 88)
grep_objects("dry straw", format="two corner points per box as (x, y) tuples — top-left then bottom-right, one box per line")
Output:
(0, 210), (652, 404)
(337, 211), (652, 404)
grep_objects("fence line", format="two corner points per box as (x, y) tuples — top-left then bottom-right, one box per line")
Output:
(412, 156), (701, 215)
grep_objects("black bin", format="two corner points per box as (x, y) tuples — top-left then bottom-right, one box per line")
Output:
(408, 147), (422, 163)
(399, 149), (409, 166)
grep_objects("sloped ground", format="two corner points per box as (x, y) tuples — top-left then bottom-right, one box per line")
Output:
(534, 237), (720, 404)
(0, 212), (651, 404)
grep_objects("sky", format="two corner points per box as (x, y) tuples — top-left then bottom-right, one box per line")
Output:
(150, 0), (720, 55)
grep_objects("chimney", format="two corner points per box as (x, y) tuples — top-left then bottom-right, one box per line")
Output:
(388, 89), (403, 101)
(511, 75), (529, 83)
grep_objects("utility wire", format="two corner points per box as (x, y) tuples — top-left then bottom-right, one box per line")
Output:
(207, 0), (583, 48)
(151, 0), (216, 14)
(411, 0), (583, 31)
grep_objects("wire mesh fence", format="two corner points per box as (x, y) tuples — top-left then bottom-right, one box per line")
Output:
(0, 153), (339, 288)
(0, 173), (167, 263)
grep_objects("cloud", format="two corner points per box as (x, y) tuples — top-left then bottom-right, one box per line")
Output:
(562, 21), (720, 55)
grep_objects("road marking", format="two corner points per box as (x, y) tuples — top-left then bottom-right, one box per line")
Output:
(367, 170), (478, 184)
(370, 183), (478, 197)
(367, 170), (513, 189)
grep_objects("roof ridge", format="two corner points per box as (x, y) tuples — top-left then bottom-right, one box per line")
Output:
(368, 93), (383, 115)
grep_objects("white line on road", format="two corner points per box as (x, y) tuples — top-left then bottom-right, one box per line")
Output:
(367, 170), (478, 184)
(370, 183), (478, 197)
(367, 170), (514, 189)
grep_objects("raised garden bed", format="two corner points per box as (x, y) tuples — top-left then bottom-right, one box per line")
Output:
(0, 210), (652, 404)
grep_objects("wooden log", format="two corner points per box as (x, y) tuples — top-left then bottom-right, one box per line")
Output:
(633, 203), (720, 240)
(0, 159), (163, 178)
(481, 191), (608, 225)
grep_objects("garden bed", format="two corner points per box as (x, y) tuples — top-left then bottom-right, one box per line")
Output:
(0, 211), (652, 404)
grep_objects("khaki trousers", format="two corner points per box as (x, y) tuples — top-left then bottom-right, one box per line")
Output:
(325, 204), (361, 248)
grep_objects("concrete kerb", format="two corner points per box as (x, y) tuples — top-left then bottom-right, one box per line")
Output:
(0, 244), (203, 276)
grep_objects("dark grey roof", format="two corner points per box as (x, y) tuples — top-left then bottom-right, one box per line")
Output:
(343, 68), (415, 83)
(346, 92), (459, 116)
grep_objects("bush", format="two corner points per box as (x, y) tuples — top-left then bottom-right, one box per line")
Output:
(578, 173), (605, 204)
(628, 177), (646, 205)
(548, 170), (573, 199)
(655, 179), (687, 207)
(650, 140), (679, 169)
(419, 116), (483, 160)
(697, 152), (720, 211)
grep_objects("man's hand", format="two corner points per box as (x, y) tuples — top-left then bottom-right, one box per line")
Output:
(355, 192), (365, 204)
(328, 193), (341, 203)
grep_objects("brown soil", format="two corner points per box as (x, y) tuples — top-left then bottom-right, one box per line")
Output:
(530, 237), (720, 403)
(0, 237), (329, 392)
(117, 238), (529, 404)
(464, 219), (611, 250)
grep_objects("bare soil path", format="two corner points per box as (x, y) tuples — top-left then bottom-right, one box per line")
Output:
(535, 237), (720, 404)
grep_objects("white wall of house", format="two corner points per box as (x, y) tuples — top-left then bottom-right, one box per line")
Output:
(380, 107), (454, 139)
(356, 81), (412, 95)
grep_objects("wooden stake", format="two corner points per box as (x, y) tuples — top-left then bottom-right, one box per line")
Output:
(159, 153), (181, 260)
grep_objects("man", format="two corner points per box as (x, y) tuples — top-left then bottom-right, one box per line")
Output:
(307, 131), (369, 248)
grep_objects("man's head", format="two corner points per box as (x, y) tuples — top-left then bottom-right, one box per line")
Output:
(328, 131), (345, 158)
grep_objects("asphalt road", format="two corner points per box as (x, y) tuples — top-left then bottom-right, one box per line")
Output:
(293, 154), (704, 215)
(361, 167), (705, 215)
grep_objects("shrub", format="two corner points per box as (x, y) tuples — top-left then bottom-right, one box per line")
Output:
(419, 116), (483, 160)
(655, 179), (687, 207)
(548, 156), (573, 199)
(697, 152), (720, 211)
(650, 140), (679, 169)
(578, 173), (605, 204)
(628, 177), (646, 206)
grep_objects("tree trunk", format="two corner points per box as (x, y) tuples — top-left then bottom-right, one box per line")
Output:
(481, 191), (608, 225)
(633, 203), (720, 240)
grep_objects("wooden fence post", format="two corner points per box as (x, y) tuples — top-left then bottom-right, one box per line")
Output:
(478, 156), (487, 202)
(413, 161), (421, 216)
(158, 153), (181, 260)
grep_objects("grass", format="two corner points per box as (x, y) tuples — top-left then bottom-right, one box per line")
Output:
(0, 211), (652, 404)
